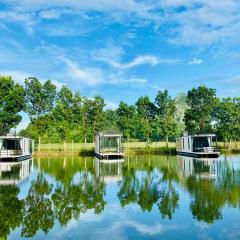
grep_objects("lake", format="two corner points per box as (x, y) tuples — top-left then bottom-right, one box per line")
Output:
(2, 154), (240, 240)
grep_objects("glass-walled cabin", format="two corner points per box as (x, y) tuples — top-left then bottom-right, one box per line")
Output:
(95, 131), (123, 158)
(176, 134), (219, 158)
(0, 136), (34, 159)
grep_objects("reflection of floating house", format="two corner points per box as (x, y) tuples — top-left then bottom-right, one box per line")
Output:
(95, 131), (123, 159)
(0, 135), (34, 161)
(176, 134), (220, 158)
(177, 155), (218, 179)
(0, 158), (33, 185)
(95, 158), (124, 183)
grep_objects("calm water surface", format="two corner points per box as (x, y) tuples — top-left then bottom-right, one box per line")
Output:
(1, 154), (240, 240)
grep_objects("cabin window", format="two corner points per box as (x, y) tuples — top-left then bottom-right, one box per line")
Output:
(188, 138), (190, 149)
(1, 139), (21, 150)
(100, 137), (119, 153)
(193, 137), (210, 150)
(182, 138), (184, 149)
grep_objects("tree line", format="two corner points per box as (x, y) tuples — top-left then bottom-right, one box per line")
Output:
(0, 75), (239, 146)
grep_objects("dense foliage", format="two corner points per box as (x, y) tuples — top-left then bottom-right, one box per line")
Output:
(0, 75), (239, 144)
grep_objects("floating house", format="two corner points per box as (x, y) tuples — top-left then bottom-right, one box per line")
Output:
(95, 130), (123, 159)
(176, 134), (220, 158)
(0, 135), (34, 161)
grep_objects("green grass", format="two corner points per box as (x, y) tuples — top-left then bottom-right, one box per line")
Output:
(35, 141), (240, 156)
(37, 141), (175, 152)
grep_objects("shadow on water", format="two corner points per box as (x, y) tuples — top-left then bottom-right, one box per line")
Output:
(0, 154), (240, 239)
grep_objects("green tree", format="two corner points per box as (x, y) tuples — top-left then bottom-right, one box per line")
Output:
(116, 102), (137, 139)
(135, 96), (155, 142)
(0, 76), (25, 135)
(214, 97), (240, 146)
(175, 93), (188, 135)
(53, 86), (74, 147)
(25, 77), (56, 149)
(184, 86), (216, 134)
(25, 77), (56, 118)
(155, 90), (177, 147)
(91, 95), (106, 141)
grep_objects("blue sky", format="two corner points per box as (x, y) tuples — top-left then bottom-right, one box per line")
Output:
(0, 0), (240, 129)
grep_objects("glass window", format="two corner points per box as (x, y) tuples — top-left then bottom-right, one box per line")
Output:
(2, 139), (21, 150)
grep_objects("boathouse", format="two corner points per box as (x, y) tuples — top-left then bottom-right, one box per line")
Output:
(176, 134), (219, 158)
(95, 130), (123, 159)
(0, 135), (34, 161)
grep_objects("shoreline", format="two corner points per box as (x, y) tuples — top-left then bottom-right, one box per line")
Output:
(33, 145), (240, 157)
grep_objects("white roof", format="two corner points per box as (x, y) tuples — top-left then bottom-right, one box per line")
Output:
(177, 134), (216, 139)
(0, 135), (31, 140)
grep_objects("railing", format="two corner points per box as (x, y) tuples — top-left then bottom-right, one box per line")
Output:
(0, 150), (23, 157)
(193, 147), (219, 153)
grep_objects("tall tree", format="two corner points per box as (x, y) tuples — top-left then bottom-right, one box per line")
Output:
(25, 77), (56, 119)
(155, 90), (177, 147)
(184, 86), (216, 134)
(135, 96), (155, 142)
(0, 76), (25, 135)
(53, 86), (74, 148)
(175, 93), (188, 134)
(116, 102), (137, 139)
(91, 95), (106, 140)
(25, 77), (56, 149)
(214, 97), (240, 147)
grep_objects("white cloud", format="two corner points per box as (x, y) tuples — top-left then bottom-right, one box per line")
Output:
(93, 45), (180, 69)
(62, 58), (104, 86)
(61, 57), (149, 86)
(1, 0), (240, 47)
(188, 58), (203, 65)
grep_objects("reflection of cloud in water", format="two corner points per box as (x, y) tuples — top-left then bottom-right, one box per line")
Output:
(105, 220), (164, 235)
(53, 203), (183, 239)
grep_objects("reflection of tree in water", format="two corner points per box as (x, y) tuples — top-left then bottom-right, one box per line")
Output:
(52, 173), (106, 226)
(186, 161), (240, 224)
(187, 176), (223, 223)
(21, 174), (54, 237)
(0, 185), (23, 240)
(118, 167), (139, 206)
(0, 168), (106, 238)
(118, 163), (179, 219)
(158, 167), (179, 219)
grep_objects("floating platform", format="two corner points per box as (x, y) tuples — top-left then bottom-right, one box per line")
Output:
(176, 151), (220, 158)
(0, 155), (33, 162)
(95, 152), (124, 160)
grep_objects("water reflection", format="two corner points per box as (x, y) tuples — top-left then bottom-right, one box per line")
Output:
(95, 158), (124, 182)
(118, 156), (179, 218)
(0, 158), (33, 185)
(0, 154), (240, 239)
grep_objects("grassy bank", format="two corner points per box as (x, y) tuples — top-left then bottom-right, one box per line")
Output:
(35, 141), (176, 156)
(35, 141), (240, 156)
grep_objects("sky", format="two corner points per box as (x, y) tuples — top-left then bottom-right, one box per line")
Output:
(0, 0), (240, 130)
